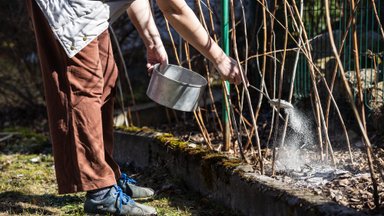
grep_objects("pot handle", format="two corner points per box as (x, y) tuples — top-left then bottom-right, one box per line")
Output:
(152, 60), (168, 75)
(159, 61), (168, 73)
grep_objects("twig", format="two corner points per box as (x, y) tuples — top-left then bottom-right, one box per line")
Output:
(196, 0), (223, 134)
(110, 26), (141, 125)
(271, 0), (290, 173)
(228, 0), (248, 161)
(290, 0), (338, 165)
(351, 0), (367, 132)
(206, 0), (219, 43)
(204, 60), (223, 133)
(222, 87), (249, 163)
(109, 26), (132, 126)
(164, 18), (181, 65)
(279, 0), (304, 148)
(324, 8), (354, 163)
(197, 108), (213, 149)
(254, 0), (268, 125)
(272, 147), (277, 176)
(116, 77), (130, 126)
(369, 0), (384, 40)
(238, 0), (249, 158)
(230, 0), (263, 171)
(193, 109), (213, 150)
(266, 31), (277, 149)
(0, 133), (15, 142)
(324, 0), (380, 207)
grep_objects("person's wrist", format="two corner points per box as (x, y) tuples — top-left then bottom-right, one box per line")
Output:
(146, 36), (164, 50)
(212, 52), (228, 69)
(210, 46), (228, 66)
(147, 43), (163, 49)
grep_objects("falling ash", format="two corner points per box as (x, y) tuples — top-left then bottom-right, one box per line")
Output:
(275, 108), (314, 171)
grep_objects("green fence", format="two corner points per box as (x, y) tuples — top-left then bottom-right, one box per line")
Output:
(294, 0), (383, 110)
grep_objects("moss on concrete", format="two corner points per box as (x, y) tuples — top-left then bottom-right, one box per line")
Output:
(115, 126), (245, 188)
(115, 125), (143, 133)
(118, 126), (245, 166)
(154, 133), (189, 150)
(222, 159), (242, 170)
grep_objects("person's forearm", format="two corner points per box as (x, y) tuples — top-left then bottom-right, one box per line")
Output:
(156, 0), (227, 66)
(127, 0), (163, 49)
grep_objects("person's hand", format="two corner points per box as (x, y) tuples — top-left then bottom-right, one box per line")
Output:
(215, 56), (247, 85)
(146, 44), (168, 75)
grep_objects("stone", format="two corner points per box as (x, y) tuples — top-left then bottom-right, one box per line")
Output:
(369, 81), (383, 109)
(346, 68), (381, 90)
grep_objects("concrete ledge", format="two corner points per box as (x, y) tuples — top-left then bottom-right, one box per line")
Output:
(114, 129), (362, 216)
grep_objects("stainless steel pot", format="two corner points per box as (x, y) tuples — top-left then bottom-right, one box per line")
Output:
(146, 63), (207, 112)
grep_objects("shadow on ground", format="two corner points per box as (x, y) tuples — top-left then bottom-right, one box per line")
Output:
(0, 179), (237, 216)
(0, 191), (83, 215)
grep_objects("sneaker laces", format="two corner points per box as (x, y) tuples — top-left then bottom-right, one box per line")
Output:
(113, 185), (135, 210)
(120, 173), (137, 185)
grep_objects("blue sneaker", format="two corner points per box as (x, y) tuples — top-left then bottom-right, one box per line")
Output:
(84, 185), (157, 215)
(118, 173), (155, 199)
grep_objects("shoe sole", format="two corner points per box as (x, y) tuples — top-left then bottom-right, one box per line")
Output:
(132, 196), (155, 201)
(85, 213), (157, 216)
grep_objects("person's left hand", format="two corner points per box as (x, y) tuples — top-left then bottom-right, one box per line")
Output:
(215, 56), (248, 85)
(146, 44), (168, 75)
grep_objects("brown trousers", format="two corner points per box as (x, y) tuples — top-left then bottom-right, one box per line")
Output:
(26, 0), (121, 194)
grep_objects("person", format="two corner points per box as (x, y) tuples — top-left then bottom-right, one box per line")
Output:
(26, 0), (244, 215)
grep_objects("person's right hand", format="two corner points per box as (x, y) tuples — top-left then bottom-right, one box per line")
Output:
(215, 56), (247, 85)
(146, 44), (168, 75)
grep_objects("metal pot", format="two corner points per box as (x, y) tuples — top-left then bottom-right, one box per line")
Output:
(146, 63), (207, 112)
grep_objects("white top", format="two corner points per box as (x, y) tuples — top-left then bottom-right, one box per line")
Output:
(34, 0), (134, 58)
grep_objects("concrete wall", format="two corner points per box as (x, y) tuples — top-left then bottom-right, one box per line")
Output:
(114, 130), (363, 216)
